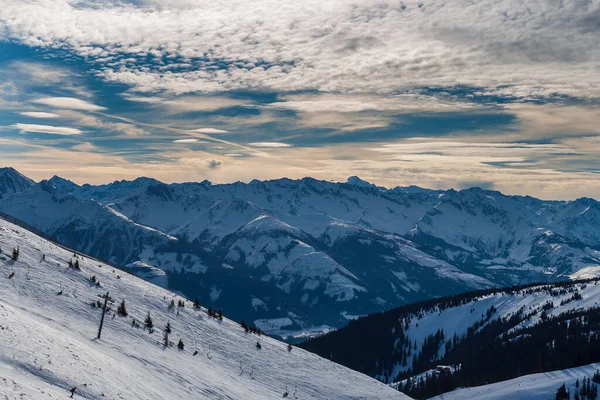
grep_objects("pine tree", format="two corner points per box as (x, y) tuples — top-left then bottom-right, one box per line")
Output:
(555, 383), (569, 400)
(169, 299), (175, 308)
(193, 297), (200, 308)
(145, 312), (153, 329)
(165, 321), (172, 334)
(117, 300), (128, 317)
(177, 339), (185, 350)
(74, 259), (80, 270)
(218, 309), (223, 320)
(163, 331), (170, 347)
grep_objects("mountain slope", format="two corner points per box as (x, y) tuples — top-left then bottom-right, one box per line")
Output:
(0, 216), (407, 399)
(2, 169), (600, 337)
(431, 363), (600, 400)
(0, 167), (34, 200)
(300, 278), (600, 397)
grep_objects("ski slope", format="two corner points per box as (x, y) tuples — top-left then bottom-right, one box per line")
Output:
(0, 217), (408, 400)
(431, 363), (600, 400)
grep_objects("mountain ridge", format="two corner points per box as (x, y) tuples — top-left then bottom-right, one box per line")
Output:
(1, 167), (599, 338)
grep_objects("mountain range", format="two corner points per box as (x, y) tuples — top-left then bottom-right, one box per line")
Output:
(1, 166), (599, 338)
(0, 213), (405, 399)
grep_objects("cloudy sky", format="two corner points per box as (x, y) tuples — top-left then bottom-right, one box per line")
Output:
(1, 0), (599, 199)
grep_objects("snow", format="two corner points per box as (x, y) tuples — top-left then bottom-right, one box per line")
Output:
(389, 280), (600, 378)
(0, 217), (407, 400)
(431, 363), (600, 400)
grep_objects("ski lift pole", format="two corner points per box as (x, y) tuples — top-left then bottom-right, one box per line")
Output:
(97, 291), (110, 339)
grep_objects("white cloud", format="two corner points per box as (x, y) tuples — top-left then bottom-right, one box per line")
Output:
(2, 0), (598, 98)
(195, 128), (229, 134)
(32, 97), (106, 111)
(268, 94), (478, 113)
(19, 112), (60, 118)
(248, 142), (292, 148)
(12, 123), (82, 135)
(174, 138), (202, 143)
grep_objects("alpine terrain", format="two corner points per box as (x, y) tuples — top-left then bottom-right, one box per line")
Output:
(1, 167), (600, 338)
(0, 215), (406, 399)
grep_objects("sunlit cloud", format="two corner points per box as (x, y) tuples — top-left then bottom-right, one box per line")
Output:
(174, 138), (202, 143)
(32, 97), (106, 111)
(19, 112), (60, 118)
(248, 142), (292, 148)
(195, 128), (229, 134)
(12, 123), (82, 135)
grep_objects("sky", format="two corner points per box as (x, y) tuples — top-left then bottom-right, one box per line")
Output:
(0, 0), (599, 200)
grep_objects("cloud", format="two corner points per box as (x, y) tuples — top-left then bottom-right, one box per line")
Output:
(32, 97), (106, 111)
(180, 157), (224, 169)
(2, 0), (598, 98)
(55, 110), (148, 136)
(268, 94), (479, 114)
(195, 128), (229, 134)
(19, 112), (60, 118)
(174, 138), (201, 143)
(248, 142), (292, 148)
(12, 123), (82, 135)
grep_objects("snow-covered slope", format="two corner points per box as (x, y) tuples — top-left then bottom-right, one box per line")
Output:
(0, 167), (34, 200)
(0, 216), (407, 400)
(2, 169), (600, 338)
(301, 277), (600, 397)
(431, 363), (600, 400)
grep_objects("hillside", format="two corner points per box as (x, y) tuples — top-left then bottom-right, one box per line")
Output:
(2, 167), (600, 337)
(300, 278), (600, 398)
(0, 216), (407, 399)
(431, 362), (600, 400)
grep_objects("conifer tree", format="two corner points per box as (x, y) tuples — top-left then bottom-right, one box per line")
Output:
(145, 312), (153, 329)
(165, 321), (172, 334)
(193, 297), (200, 308)
(117, 300), (128, 317)
(555, 383), (569, 400)
(177, 339), (185, 350)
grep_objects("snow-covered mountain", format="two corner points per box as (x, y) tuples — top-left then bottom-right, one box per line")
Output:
(301, 277), (600, 398)
(1, 168), (600, 338)
(0, 216), (407, 399)
(0, 167), (34, 200)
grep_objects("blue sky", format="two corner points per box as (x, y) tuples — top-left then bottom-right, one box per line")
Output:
(0, 0), (599, 199)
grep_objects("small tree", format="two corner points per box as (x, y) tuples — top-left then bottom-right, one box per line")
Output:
(218, 309), (223, 320)
(555, 383), (569, 400)
(145, 312), (153, 329)
(169, 299), (175, 308)
(165, 321), (172, 334)
(74, 259), (80, 270)
(11, 247), (19, 261)
(193, 297), (200, 308)
(163, 331), (170, 347)
(177, 339), (185, 350)
(117, 300), (128, 317)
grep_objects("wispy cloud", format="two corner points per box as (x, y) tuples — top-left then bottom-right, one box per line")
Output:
(19, 112), (60, 118)
(32, 97), (106, 111)
(12, 123), (82, 135)
(248, 142), (292, 148)
(195, 128), (229, 134)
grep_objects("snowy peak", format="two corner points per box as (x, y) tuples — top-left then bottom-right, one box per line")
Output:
(346, 175), (379, 189)
(0, 167), (34, 199)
